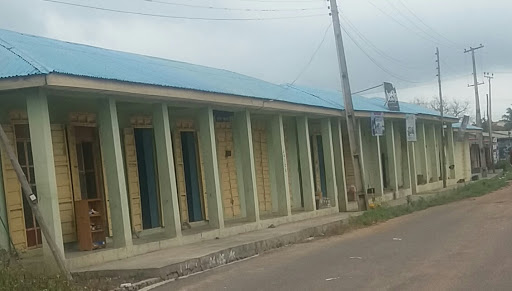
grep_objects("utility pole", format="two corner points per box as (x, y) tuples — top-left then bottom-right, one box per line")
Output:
(328, 0), (367, 209)
(435, 47), (447, 188)
(464, 45), (487, 177)
(484, 72), (495, 173)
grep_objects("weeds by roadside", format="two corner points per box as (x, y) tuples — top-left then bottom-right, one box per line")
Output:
(0, 265), (86, 291)
(349, 171), (512, 227)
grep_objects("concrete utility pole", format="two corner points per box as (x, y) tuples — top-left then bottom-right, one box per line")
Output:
(0, 126), (71, 280)
(464, 45), (487, 177)
(484, 72), (495, 173)
(435, 47), (447, 188)
(328, 0), (367, 208)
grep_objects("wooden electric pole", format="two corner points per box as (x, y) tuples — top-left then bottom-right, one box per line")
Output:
(328, 0), (367, 208)
(484, 72), (495, 173)
(0, 126), (72, 280)
(464, 45), (487, 177)
(436, 47), (447, 188)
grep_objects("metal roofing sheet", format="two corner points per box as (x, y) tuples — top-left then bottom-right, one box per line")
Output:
(0, 29), (450, 119)
(452, 122), (482, 130)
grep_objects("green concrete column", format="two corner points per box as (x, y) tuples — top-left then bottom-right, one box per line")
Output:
(417, 123), (429, 184)
(357, 120), (367, 193)
(198, 107), (224, 229)
(296, 116), (316, 212)
(0, 158), (9, 251)
(446, 124), (456, 179)
(427, 124), (440, 182)
(331, 119), (348, 212)
(284, 119), (302, 210)
(98, 98), (132, 248)
(233, 110), (260, 222)
(375, 135), (385, 196)
(27, 91), (64, 258)
(320, 118), (338, 208)
(153, 104), (182, 238)
(385, 120), (399, 197)
(408, 142), (418, 194)
(267, 114), (291, 216)
(401, 123), (412, 191)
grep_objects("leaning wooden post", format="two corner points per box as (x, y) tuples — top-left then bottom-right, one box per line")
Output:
(0, 125), (72, 280)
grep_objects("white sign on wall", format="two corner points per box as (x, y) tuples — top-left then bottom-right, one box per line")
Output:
(371, 112), (385, 136)
(406, 114), (417, 142)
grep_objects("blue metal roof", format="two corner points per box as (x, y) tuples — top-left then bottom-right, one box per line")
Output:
(285, 85), (452, 118)
(452, 123), (482, 131)
(0, 29), (450, 118)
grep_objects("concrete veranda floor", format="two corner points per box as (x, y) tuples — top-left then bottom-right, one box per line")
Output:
(73, 210), (362, 275)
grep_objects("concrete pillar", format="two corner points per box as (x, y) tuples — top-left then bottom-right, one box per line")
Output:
(153, 104), (181, 238)
(446, 124), (456, 179)
(375, 135), (385, 196)
(98, 98), (132, 248)
(284, 119), (302, 210)
(401, 124), (412, 191)
(408, 142), (418, 194)
(331, 119), (348, 212)
(320, 118), (338, 208)
(357, 120), (367, 193)
(296, 116), (316, 212)
(428, 124), (441, 182)
(267, 115), (291, 217)
(385, 120), (399, 197)
(417, 123), (429, 184)
(0, 158), (9, 251)
(26, 92), (64, 258)
(197, 107), (224, 229)
(233, 110), (260, 222)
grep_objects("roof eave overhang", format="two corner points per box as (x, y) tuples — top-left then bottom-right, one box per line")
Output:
(2, 73), (343, 117)
(0, 75), (46, 91)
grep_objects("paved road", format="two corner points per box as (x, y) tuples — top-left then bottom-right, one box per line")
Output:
(155, 183), (512, 291)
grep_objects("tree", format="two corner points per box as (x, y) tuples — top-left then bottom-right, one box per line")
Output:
(503, 105), (512, 130)
(412, 96), (471, 120)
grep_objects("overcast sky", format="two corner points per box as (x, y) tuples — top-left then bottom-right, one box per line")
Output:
(1, 0), (511, 120)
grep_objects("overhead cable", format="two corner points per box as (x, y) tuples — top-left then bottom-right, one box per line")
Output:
(144, 0), (325, 12)
(42, 0), (327, 21)
(291, 22), (333, 85)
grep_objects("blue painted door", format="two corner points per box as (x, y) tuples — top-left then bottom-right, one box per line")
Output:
(181, 132), (204, 222)
(134, 128), (160, 229)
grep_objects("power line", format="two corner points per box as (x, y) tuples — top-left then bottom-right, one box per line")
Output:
(366, 0), (444, 46)
(338, 21), (425, 84)
(291, 22), (333, 85)
(338, 10), (424, 71)
(144, 0), (325, 12)
(384, 0), (458, 49)
(41, 0), (327, 21)
(397, 0), (461, 49)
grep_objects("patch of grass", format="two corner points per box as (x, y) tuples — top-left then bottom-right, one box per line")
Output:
(349, 171), (512, 227)
(0, 265), (85, 291)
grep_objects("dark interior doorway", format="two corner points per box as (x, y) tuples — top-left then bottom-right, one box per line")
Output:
(134, 128), (160, 230)
(180, 131), (204, 222)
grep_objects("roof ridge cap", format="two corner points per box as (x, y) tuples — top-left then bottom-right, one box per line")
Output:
(0, 34), (50, 74)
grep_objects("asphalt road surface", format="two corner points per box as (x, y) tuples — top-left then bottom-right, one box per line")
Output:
(155, 183), (512, 291)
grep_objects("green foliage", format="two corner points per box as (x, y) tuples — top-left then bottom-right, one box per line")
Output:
(0, 266), (83, 291)
(495, 160), (512, 172)
(349, 172), (512, 227)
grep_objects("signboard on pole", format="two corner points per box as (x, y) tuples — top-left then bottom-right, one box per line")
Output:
(371, 112), (385, 136)
(405, 114), (417, 142)
(458, 115), (470, 140)
(384, 82), (400, 111)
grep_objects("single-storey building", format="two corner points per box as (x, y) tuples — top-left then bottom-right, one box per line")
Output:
(0, 29), (473, 269)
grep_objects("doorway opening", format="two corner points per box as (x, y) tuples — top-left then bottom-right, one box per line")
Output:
(134, 128), (161, 230)
(180, 131), (204, 222)
(311, 135), (327, 202)
(15, 124), (41, 249)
